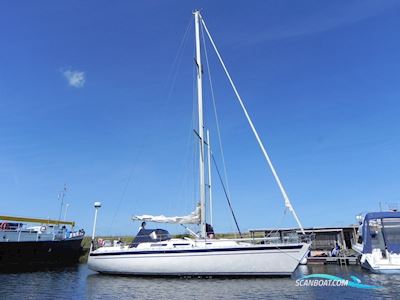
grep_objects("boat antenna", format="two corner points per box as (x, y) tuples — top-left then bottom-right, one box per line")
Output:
(57, 184), (67, 225)
(63, 203), (70, 221)
(200, 14), (306, 235)
(194, 10), (207, 238)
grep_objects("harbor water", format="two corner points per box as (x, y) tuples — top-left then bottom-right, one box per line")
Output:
(0, 264), (399, 299)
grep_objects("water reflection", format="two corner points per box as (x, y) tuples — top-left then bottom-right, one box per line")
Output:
(86, 272), (308, 300)
(1, 264), (400, 299)
(85, 265), (400, 300)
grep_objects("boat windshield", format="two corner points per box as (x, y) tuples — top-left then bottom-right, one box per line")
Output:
(382, 218), (400, 253)
(367, 218), (400, 254)
(368, 219), (385, 251)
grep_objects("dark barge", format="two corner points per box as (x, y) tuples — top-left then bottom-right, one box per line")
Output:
(0, 215), (84, 271)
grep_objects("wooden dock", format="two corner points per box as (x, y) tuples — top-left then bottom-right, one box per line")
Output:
(249, 226), (361, 265)
(307, 256), (358, 265)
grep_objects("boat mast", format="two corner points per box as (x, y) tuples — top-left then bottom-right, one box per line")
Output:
(194, 10), (206, 238)
(57, 184), (67, 225)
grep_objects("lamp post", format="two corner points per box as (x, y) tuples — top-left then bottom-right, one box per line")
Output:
(92, 202), (102, 242)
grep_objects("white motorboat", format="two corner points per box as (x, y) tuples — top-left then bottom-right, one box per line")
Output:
(353, 211), (400, 273)
(88, 10), (310, 277)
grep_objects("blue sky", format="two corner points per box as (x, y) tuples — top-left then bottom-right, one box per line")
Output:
(1, 1), (400, 235)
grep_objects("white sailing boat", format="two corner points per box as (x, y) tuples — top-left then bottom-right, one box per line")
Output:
(88, 10), (310, 276)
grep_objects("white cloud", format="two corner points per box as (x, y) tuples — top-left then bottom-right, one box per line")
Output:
(62, 69), (86, 88)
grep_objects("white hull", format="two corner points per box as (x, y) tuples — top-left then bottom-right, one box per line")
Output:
(88, 240), (309, 276)
(353, 241), (400, 273)
(360, 249), (400, 274)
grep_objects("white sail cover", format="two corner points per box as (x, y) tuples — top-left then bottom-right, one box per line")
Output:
(132, 205), (200, 224)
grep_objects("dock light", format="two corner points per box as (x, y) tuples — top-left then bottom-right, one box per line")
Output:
(91, 202), (102, 241)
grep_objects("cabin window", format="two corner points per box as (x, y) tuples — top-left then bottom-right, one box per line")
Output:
(150, 243), (167, 247)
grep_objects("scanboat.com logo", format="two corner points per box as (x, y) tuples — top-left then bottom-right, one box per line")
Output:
(296, 274), (382, 289)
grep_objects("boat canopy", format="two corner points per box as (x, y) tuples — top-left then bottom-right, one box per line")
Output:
(132, 205), (200, 224)
(362, 211), (400, 254)
(130, 228), (170, 248)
